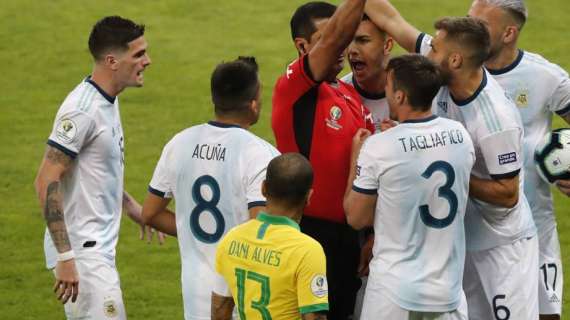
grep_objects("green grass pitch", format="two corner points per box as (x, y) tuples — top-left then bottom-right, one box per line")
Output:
(1, 0), (568, 319)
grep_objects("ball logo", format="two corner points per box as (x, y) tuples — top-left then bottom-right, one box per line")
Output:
(330, 106), (342, 121)
(310, 274), (328, 298)
(55, 118), (77, 143)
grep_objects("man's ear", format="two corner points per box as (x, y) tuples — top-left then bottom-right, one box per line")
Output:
(503, 25), (519, 45)
(261, 181), (268, 198)
(384, 36), (394, 55)
(104, 53), (120, 71)
(305, 189), (314, 206)
(449, 52), (463, 70)
(294, 38), (309, 55)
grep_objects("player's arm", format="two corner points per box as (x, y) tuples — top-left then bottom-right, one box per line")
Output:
(344, 129), (376, 230)
(123, 191), (166, 244)
(306, 0), (366, 82)
(364, 0), (421, 53)
(469, 175), (519, 208)
(34, 146), (79, 304)
(302, 312), (328, 320)
(140, 192), (177, 237)
(211, 292), (235, 320)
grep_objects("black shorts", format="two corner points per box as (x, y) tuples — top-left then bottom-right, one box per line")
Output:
(300, 215), (361, 320)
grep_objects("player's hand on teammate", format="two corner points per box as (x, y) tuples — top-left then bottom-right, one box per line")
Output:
(352, 128), (372, 152)
(380, 118), (398, 132)
(555, 179), (570, 197)
(358, 234), (374, 277)
(123, 191), (166, 245)
(53, 259), (79, 304)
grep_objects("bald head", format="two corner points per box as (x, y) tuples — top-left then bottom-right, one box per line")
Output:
(264, 153), (313, 209)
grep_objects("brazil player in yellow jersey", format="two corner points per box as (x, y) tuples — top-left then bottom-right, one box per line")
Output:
(212, 153), (329, 320)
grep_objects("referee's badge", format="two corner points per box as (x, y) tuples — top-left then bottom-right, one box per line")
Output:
(326, 106), (343, 130)
(310, 274), (328, 298)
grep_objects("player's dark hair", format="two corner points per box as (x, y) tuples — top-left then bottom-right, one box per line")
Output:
(386, 54), (445, 111)
(265, 153), (313, 209)
(290, 1), (337, 41)
(434, 17), (491, 67)
(211, 56), (260, 116)
(88, 16), (145, 61)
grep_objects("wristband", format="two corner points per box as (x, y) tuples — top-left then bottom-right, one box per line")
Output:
(57, 250), (75, 262)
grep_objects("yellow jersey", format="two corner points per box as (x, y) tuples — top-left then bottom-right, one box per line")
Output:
(215, 212), (329, 319)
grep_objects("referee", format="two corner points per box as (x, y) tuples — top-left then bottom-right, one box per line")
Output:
(271, 1), (373, 319)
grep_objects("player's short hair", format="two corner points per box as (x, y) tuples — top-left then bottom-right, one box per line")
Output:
(482, 0), (527, 29)
(211, 56), (260, 116)
(386, 54), (445, 111)
(434, 17), (491, 67)
(290, 1), (336, 41)
(88, 16), (145, 61)
(265, 153), (314, 209)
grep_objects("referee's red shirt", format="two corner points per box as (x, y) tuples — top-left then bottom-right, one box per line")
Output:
(272, 55), (374, 223)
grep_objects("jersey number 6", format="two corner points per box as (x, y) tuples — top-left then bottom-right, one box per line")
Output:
(190, 175), (225, 243)
(419, 160), (458, 229)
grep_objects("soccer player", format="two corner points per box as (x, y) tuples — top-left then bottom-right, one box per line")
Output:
(34, 16), (151, 319)
(141, 56), (279, 320)
(271, 2), (374, 318)
(344, 53), (474, 320)
(468, 1), (570, 318)
(341, 14), (393, 132)
(212, 153), (328, 320)
(365, 2), (539, 319)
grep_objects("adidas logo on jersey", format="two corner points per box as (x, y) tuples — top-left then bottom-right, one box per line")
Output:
(437, 101), (448, 113)
(549, 293), (560, 303)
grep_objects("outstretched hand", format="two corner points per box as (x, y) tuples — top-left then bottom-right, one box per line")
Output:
(123, 191), (166, 245)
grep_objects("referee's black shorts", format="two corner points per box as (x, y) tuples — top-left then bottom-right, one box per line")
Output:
(300, 215), (361, 320)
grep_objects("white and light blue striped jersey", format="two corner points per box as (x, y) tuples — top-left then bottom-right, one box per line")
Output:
(44, 77), (124, 269)
(353, 115), (475, 312)
(488, 50), (570, 234)
(148, 121), (279, 320)
(417, 33), (537, 251)
(341, 73), (389, 132)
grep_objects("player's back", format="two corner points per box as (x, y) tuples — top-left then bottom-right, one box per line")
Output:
(150, 121), (279, 320)
(216, 213), (328, 320)
(489, 50), (570, 232)
(359, 115), (475, 312)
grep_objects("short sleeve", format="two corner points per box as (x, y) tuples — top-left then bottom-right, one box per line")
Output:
(148, 140), (176, 198)
(547, 70), (570, 116)
(244, 143), (280, 209)
(212, 272), (232, 297)
(296, 242), (329, 314)
(352, 139), (380, 195)
(480, 128), (523, 179)
(415, 33), (432, 56)
(47, 110), (96, 158)
(214, 237), (232, 296)
(273, 55), (318, 110)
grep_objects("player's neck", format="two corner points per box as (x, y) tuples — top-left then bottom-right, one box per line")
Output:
(265, 204), (302, 224)
(91, 69), (122, 97)
(356, 72), (386, 96)
(449, 67), (484, 102)
(484, 45), (519, 71)
(397, 109), (433, 123)
(213, 117), (250, 130)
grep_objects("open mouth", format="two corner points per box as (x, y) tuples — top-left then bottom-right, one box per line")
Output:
(350, 60), (366, 72)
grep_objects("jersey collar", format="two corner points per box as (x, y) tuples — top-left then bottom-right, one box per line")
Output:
(85, 76), (116, 104)
(401, 114), (438, 124)
(256, 212), (300, 230)
(352, 76), (386, 100)
(207, 121), (242, 129)
(450, 70), (487, 107)
(486, 49), (524, 75)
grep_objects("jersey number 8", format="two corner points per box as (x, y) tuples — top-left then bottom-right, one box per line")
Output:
(190, 175), (225, 243)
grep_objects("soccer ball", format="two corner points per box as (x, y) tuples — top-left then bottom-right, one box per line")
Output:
(534, 128), (570, 183)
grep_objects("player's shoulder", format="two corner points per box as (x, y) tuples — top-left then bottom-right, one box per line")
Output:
(521, 51), (568, 77)
(293, 232), (325, 255)
(240, 132), (280, 157)
(55, 80), (99, 118)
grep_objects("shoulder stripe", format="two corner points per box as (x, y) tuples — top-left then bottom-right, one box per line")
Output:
(79, 87), (97, 112)
(477, 94), (497, 133)
(480, 94), (502, 133)
(74, 84), (91, 111)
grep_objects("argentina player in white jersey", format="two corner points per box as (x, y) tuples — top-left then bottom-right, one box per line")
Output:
(344, 54), (474, 320)
(365, 1), (538, 319)
(141, 57), (279, 320)
(34, 16), (151, 319)
(469, 1), (570, 318)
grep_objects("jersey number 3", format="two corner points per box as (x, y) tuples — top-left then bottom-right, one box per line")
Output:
(419, 161), (458, 229)
(190, 175), (225, 243)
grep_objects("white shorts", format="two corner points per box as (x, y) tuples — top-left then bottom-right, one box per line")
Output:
(53, 257), (126, 320)
(359, 286), (468, 320)
(538, 226), (563, 315)
(463, 236), (539, 320)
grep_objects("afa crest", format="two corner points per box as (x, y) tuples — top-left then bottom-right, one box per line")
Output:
(515, 88), (529, 108)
